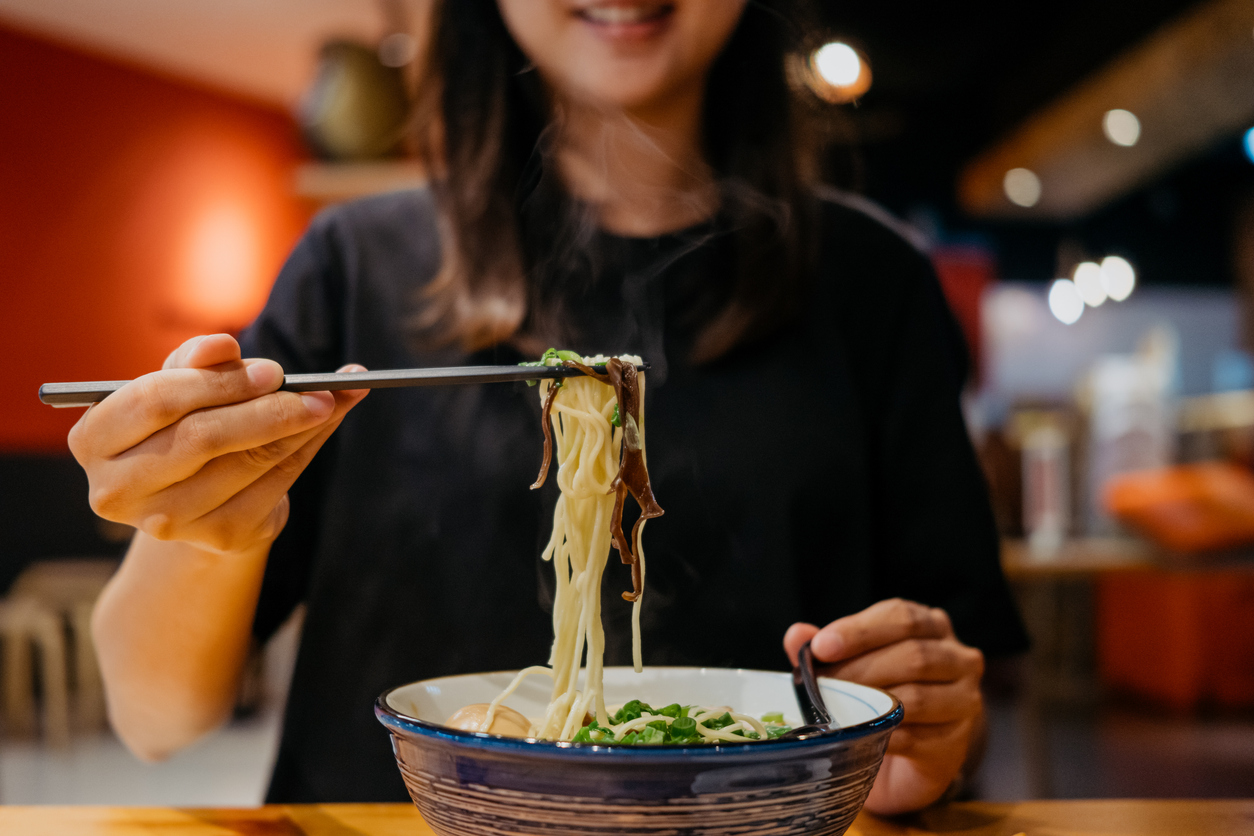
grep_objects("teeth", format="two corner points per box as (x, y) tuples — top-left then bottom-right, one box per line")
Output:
(582, 4), (664, 24)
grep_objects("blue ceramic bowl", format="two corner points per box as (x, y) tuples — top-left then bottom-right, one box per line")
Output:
(376, 666), (903, 836)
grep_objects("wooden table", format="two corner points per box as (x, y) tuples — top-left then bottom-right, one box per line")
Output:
(1, 801), (1250, 835)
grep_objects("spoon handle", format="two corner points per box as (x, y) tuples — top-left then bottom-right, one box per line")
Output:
(793, 641), (833, 727)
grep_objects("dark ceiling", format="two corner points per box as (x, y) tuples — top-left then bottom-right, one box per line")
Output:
(810, 0), (1254, 286)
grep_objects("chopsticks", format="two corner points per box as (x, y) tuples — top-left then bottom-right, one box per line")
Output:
(38, 363), (649, 408)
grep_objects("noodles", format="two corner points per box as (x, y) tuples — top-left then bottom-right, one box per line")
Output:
(465, 351), (790, 744)
(476, 352), (659, 738)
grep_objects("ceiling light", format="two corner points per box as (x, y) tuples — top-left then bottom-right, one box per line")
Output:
(1100, 255), (1136, 301)
(1004, 168), (1041, 207)
(814, 42), (861, 86)
(1103, 109), (1141, 147)
(800, 41), (872, 103)
(1048, 279), (1085, 325)
(1073, 261), (1107, 306)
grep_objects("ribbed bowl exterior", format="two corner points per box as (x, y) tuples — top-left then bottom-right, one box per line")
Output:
(377, 703), (899, 836)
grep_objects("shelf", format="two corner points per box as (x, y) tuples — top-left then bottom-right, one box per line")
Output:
(294, 160), (427, 203)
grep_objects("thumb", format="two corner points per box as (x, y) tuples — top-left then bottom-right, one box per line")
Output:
(783, 622), (820, 667)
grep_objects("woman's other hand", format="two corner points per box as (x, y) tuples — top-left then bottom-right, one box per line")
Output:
(69, 333), (369, 555)
(783, 598), (985, 815)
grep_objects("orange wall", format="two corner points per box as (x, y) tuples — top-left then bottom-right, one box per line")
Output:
(0, 24), (315, 452)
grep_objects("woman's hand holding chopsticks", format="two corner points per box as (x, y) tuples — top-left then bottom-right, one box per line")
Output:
(69, 333), (369, 555)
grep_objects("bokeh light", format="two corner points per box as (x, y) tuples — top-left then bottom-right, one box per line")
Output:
(1072, 261), (1107, 306)
(1244, 126), (1254, 164)
(1048, 279), (1085, 324)
(182, 201), (261, 324)
(1103, 109), (1141, 147)
(1100, 255), (1136, 301)
(1004, 168), (1042, 207)
(814, 42), (861, 86)
(801, 41), (872, 103)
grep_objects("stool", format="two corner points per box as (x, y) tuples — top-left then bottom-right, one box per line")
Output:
(10, 558), (119, 733)
(0, 596), (71, 747)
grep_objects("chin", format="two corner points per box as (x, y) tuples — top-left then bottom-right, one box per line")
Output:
(560, 62), (692, 115)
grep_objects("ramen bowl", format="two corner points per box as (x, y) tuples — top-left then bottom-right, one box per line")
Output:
(376, 666), (902, 836)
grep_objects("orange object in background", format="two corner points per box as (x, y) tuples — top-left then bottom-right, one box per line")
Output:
(1104, 461), (1254, 553)
(1097, 569), (1254, 711)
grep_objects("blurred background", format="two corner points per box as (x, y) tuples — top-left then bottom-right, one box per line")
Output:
(1, 0), (1252, 805)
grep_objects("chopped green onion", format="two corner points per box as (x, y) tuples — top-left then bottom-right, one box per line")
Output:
(670, 716), (698, 741)
(639, 726), (666, 745)
(600, 700), (792, 745)
(612, 700), (651, 724)
(610, 404), (621, 427)
(555, 349), (583, 364)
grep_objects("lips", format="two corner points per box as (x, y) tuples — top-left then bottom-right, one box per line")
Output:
(577, 3), (675, 25)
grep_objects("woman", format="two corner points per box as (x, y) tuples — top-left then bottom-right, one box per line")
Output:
(73, 0), (1027, 814)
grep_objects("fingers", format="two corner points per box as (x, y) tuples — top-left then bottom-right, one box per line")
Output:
(783, 622), (820, 666)
(123, 389), (333, 478)
(810, 599), (953, 664)
(822, 637), (984, 688)
(135, 372), (368, 553)
(84, 362), (368, 537)
(144, 386), (365, 524)
(158, 404), (355, 553)
(73, 358), (286, 458)
(86, 389), (334, 517)
(885, 716), (975, 759)
(884, 680), (983, 726)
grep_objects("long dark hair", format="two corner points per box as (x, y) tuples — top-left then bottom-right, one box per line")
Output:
(411, 0), (820, 363)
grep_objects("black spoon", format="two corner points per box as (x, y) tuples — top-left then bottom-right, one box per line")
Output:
(778, 640), (834, 740)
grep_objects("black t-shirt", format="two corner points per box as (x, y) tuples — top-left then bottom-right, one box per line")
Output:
(239, 187), (1028, 803)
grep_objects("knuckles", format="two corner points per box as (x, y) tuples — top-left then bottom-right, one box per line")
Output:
(131, 373), (182, 428)
(904, 639), (937, 678)
(963, 645), (985, 679)
(173, 414), (224, 461)
(140, 512), (180, 542)
(67, 418), (94, 464)
(238, 439), (292, 471)
(199, 517), (246, 554)
(883, 598), (930, 639)
(88, 482), (129, 522)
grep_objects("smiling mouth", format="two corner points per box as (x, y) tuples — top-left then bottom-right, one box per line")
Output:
(576, 3), (675, 26)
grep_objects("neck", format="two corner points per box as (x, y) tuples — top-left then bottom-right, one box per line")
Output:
(553, 86), (717, 237)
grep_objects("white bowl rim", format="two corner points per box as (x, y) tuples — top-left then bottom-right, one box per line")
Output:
(375, 666), (904, 758)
